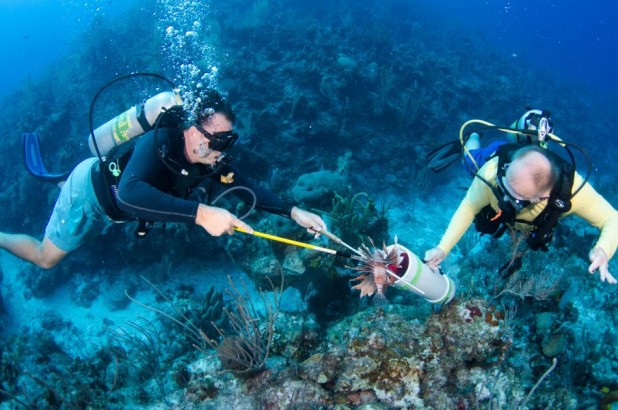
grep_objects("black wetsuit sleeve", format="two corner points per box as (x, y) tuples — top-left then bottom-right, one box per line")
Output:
(116, 132), (199, 224)
(223, 168), (296, 217)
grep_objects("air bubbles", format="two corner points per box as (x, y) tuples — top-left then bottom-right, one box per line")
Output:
(157, 0), (219, 119)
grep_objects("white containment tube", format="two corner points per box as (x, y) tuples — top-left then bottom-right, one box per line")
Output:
(388, 244), (456, 304)
(88, 91), (183, 157)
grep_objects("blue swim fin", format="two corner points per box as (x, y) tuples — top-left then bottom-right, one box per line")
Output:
(22, 132), (70, 184)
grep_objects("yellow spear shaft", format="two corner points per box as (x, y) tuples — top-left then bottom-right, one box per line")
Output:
(234, 227), (352, 258)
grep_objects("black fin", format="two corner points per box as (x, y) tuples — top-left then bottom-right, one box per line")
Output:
(426, 140), (461, 173)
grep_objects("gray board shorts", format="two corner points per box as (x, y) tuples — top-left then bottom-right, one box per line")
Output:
(45, 157), (115, 252)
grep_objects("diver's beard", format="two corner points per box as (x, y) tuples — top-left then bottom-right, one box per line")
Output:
(193, 142), (211, 158)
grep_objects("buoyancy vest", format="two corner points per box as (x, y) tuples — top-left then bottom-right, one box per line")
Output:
(92, 127), (187, 237)
(473, 143), (575, 252)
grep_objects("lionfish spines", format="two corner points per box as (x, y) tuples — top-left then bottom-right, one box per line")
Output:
(349, 237), (403, 305)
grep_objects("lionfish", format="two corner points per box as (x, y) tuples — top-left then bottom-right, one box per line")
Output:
(350, 237), (403, 305)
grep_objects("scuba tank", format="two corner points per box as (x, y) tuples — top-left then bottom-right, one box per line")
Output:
(87, 91), (183, 157)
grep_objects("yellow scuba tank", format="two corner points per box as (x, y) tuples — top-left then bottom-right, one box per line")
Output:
(87, 91), (183, 157)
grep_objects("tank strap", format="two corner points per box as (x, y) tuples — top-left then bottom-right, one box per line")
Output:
(135, 99), (153, 132)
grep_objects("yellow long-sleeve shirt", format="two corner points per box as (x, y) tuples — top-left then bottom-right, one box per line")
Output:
(437, 157), (618, 259)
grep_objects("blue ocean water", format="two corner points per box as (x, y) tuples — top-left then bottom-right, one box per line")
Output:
(2, 0), (615, 99)
(423, 0), (618, 96)
(0, 0), (141, 97)
(0, 0), (617, 408)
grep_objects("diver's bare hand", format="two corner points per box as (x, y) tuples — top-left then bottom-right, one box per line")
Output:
(424, 247), (446, 272)
(196, 204), (253, 236)
(588, 247), (617, 284)
(291, 207), (327, 238)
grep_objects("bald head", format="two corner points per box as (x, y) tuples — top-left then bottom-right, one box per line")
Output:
(505, 146), (557, 200)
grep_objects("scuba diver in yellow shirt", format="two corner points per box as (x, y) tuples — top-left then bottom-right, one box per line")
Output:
(424, 113), (618, 283)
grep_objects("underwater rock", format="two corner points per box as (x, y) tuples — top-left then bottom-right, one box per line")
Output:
(138, 282), (226, 349)
(260, 379), (329, 409)
(426, 299), (508, 365)
(600, 391), (618, 410)
(71, 279), (101, 308)
(420, 299), (519, 407)
(24, 264), (73, 298)
(337, 53), (358, 72)
(225, 216), (285, 288)
(541, 333), (567, 358)
(302, 300), (516, 408)
(317, 307), (427, 408)
(250, 256), (283, 283)
(226, 215), (329, 292)
(535, 311), (556, 334)
(591, 355), (618, 387)
(40, 309), (70, 331)
(299, 351), (345, 386)
(282, 248), (306, 277)
(271, 312), (320, 361)
(291, 170), (349, 208)
(103, 279), (137, 311)
(172, 364), (191, 388)
(279, 286), (308, 313)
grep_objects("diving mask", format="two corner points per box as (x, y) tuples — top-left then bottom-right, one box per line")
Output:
(192, 124), (237, 175)
(195, 123), (239, 152)
(496, 175), (531, 212)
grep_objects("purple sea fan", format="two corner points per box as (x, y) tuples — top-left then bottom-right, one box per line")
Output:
(350, 237), (403, 305)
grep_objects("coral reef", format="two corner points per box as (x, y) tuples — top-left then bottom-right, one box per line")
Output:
(0, 0), (616, 408)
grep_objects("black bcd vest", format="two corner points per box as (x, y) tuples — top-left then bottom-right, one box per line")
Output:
(474, 143), (575, 252)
